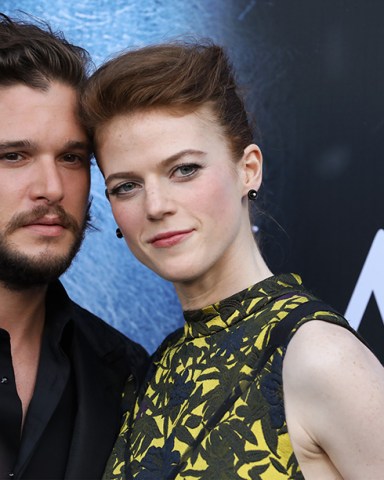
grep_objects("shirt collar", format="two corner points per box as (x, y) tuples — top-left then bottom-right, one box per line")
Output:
(44, 281), (74, 349)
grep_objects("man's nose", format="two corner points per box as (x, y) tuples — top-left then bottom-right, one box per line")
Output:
(29, 158), (64, 204)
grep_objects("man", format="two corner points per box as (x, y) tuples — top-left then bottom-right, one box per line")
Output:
(0, 13), (147, 479)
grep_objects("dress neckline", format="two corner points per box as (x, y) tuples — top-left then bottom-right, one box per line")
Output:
(182, 273), (305, 339)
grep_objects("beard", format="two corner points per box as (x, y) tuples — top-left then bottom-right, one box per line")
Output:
(0, 203), (91, 291)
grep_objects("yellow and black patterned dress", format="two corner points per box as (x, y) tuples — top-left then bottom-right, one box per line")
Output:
(104, 273), (358, 480)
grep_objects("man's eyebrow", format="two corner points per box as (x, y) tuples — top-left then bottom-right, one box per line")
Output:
(62, 140), (91, 151)
(0, 140), (90, 150)
(0, 140), (35, 149)
(105, 149), (205, 185)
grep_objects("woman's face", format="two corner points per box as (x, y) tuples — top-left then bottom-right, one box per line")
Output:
(96, 105), (262, 288)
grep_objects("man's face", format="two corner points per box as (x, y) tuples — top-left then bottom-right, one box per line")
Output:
(0, 82), (91, 289)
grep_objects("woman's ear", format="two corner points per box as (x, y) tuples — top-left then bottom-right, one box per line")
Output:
(240, 144), (263, 194)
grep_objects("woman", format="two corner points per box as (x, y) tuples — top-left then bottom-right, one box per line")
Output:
(82, 42), (384, 479)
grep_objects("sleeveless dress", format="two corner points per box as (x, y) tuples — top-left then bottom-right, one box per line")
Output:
(104, 273), (359, 480)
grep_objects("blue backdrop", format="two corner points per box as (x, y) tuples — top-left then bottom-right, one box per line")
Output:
(2, 1), (384, 360)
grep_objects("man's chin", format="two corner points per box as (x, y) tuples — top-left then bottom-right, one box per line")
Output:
(0, 235), (85, 291)
(0, 254), (74, 291)
(0, 209), (89, 291)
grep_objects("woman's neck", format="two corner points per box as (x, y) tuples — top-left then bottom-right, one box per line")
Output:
(175, 239), (272, 311)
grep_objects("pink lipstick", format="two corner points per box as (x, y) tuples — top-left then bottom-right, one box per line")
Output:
(149, 230), (193, 248)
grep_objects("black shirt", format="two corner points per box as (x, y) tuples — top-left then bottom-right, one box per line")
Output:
(0, 287), (76, 479)
(0, 282), (148, 480)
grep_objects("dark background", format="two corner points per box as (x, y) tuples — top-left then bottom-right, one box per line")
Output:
(248, 1), (384, 362)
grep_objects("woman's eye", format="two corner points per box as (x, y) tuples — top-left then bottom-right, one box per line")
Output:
(109, 182), (138, 196)
(173, 163), (200, 178)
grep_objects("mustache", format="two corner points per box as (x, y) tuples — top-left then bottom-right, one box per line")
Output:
(5, 205), (81, 235)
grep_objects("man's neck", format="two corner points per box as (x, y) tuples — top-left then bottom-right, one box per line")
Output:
(0, 283), (48, 345)
(0, 283), (49, 425)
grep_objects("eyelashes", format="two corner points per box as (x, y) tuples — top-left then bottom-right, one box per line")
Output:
(106, 162), (203, 199)
(108, 181), (138, 197)
(171, 163), (201, 178)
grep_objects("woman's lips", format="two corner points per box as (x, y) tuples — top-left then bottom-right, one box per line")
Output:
(149, 230), (194, 248)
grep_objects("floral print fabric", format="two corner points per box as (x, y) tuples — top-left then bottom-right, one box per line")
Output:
(104, 273), (351, 480)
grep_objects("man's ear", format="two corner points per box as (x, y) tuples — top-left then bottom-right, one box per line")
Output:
(239, 143), (263, 194)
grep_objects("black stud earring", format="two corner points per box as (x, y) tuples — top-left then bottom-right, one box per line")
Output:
(248, 189), (258, 200)
(116, 228), (123, 239)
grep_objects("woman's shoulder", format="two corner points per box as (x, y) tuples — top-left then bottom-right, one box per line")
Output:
(283, 319), (382, 394)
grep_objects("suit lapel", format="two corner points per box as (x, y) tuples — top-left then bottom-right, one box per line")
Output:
(64, 326), (127, 479)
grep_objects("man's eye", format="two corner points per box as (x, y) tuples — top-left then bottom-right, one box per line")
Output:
(0, 152), (23, 162)
(63, 153), (82, 163)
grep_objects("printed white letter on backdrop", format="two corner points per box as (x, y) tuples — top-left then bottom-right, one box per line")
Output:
(345, 229), (384, 330)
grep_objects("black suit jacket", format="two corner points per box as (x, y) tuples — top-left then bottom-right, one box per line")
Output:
(15, 282), (148, 479)
(66, 301), (147, 479)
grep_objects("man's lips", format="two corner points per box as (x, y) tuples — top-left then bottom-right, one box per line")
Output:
(22, 216), (67, 237)
(6, 205), (80, 237)
(25, 216), (64, 227)
(148, 230), (194, 248)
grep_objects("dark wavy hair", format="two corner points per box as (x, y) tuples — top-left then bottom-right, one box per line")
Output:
(0, 12), (91, 92)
